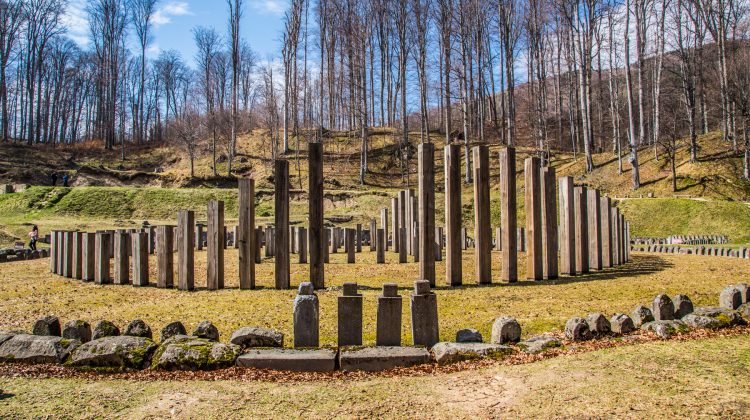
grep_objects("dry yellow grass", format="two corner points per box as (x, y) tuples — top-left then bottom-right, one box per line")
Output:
(0, 250), (746, 346)
(0, 334), (748, 417)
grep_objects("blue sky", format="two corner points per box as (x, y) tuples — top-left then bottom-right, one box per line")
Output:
(63, 0), (288, 66)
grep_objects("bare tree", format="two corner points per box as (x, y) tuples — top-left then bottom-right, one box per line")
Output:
(227, 0), (243, 175)
(130, 0), (158, 145)
(193, 26), (221, 176)
(0, 0), (24, 142)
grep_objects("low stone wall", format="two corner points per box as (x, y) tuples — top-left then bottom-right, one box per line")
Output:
(0, 248), (48, 263)
(0, 282), (747, 373)
(632, 244), (750, 258)
(631, 235), (728, 246)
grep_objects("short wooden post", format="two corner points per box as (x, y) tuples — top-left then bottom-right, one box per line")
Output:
(132, 232), (149, 286)
(376, 229), (385, 263)
(178, 210), (195, 291)
(207, 200), (225, 290)
(113, 231), (129, 284)
(94, 232), (110, 284)
(81, 232), (96, 281)
(157, 225), (174, 288)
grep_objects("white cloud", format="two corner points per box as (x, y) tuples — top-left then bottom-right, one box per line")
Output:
(62, 0), (90, 47)
(152, 1), (193, 27)
(250, 0), (287, 15)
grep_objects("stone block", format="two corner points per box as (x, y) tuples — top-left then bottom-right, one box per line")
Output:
(339, 346), (430, 372)
(236, 348), (336, 372)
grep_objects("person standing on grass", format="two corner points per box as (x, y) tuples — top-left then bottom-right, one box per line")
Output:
(28, 226), (38, 251)
(62, 174), (69, 187)
(50, 172), (57, 186)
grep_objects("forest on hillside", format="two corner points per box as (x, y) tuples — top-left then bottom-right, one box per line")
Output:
(2, 0), (750, 189)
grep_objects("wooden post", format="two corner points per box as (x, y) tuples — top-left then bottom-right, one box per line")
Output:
(195, 224), (204, 250)
(298, 227), (308, 264)
(239, 178), (256, 289)
(307, 142), (328, 289)
(94, 232), (110, 284)
(147, 226), (156, 254)
(370, 219), (377, 251)
(356, 224), (362, 253)
(113, 231), (129, 284)
(255, 227), (263, 263)
(541, 167), (558, 280)
(587, 189), (602, 271)
(558, 177), (576, 276)
(574, 186), (589, 274)
(398, 191), (407, 254)
(600, 196), (613, 268)
(405, 189), (413, 255)
(399, 228), (407, 263)
(56, 231), (64, 274)
(381, 208), (389, 251)
(473, 145), (491, 284)
(275, 159), (290, 290)
(157, 225), (174, 288)
(376, 229), (385, 263)
(132, 232), (149, 287)
(72, 231), (83, 280)
(418, 143), (436, 286)
(499, 147), (518, 283)
(346, 228), (356, 263)
(612, 208), (621, 265)
(63, 231), (73, 278)
(207, 200), (225, 290)
(525, 157), (543, 280)
(391, 197), (399, 252)
(49, 230), (56, 273)
(178, 210), (195, 291)
(81, 232), (95, 281)
(444, 144), (462, 286)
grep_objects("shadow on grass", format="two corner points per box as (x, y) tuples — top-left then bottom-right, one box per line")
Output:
(426, 254), (672, 291)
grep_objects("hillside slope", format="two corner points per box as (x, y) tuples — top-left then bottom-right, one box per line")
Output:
(1, 130), (749, 245)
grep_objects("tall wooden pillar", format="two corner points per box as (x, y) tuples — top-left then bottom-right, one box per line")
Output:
(94, 232), (110, 284)
(113, 231), (129, 284)
(418, 143), (436, 286)
(275, 159), (290, 289)
(132, 232), (149, 287)
(157, 225), (174, 288)
(391, 197), (399, 252)
(587, 189), (602, 270)
(499, 147), (517, 282)
(473, 145), (491, 284)
(574, 186), (589, 274)
(381, 208), (389, 251)
(178, 210), (195, 291)
(541, 167), (558, 280)
(239, 178), (256, 289)
(558, 177), (576, 275)
(207, 200), (225, 290)
(525, 157), (543, 280)
(444, 144), (462, 286)
(600, 196), (613, 268)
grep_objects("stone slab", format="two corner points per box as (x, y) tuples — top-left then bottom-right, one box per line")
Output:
(235, 348), (336, 372)
(338, 346), (430, 372)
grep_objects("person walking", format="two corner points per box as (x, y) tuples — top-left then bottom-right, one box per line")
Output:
(28, 225), (38, 251)
(62, 174), (69, 187)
